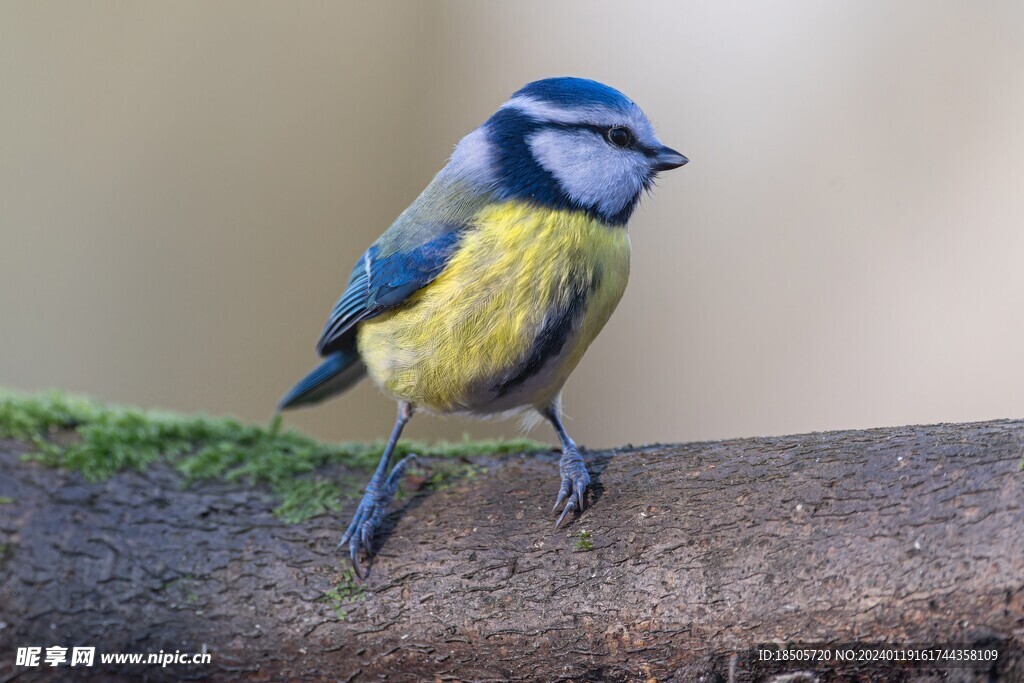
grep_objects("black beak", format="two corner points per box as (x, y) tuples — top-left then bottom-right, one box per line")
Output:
(652, 145), (688, 171)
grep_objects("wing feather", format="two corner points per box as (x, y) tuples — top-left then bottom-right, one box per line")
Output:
(314, 163), (493, 357)
(315, 224), (471, 356)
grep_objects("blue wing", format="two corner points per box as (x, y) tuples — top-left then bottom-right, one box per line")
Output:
(316, 225), (469, 356)
(314, 150), (495, 357)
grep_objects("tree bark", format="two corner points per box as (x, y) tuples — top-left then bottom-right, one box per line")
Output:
(1, 419), (1023, 682)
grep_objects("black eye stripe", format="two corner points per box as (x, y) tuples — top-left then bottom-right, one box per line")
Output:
(575, 124), (631, 144)
(536, 121), (658, 155)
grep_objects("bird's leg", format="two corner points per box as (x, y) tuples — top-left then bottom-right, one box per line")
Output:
(543, 401), (590, 529)
(339, 401), (415, 578)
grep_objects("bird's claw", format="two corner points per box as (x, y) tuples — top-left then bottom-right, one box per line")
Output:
(338, 454), (416, 579)
(337, 492), (376, 579)
(552, 450), (590, 529)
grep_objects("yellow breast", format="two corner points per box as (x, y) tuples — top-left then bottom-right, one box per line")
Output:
(357, 201), (630, 414)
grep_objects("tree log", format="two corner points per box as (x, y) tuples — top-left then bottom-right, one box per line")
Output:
(1, 419), (1023, 682)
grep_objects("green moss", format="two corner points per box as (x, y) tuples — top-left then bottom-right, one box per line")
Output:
(158, 574), (200, 605)
(0, 497), (13, 504)
(272, 478), (346, 524)
(320, 568), (366, 619)
(420, 460), (486, 491)
(0, 542), (9, 571)
(0, 388), (548, 523)
(574, 529), (593, 552)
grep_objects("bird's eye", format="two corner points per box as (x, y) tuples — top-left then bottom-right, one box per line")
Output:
(606, 127), (633, 148)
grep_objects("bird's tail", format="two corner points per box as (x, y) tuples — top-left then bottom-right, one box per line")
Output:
(278, 346), (367, 411)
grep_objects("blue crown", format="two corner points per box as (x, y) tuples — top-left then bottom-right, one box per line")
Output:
(512, 77), (634, 114)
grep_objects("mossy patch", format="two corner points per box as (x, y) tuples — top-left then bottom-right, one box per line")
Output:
(158, 574), (201, 606)
(320, 568), (366, 619)
(272, 478), (347, 524)
(413, 460), (487, 493)
(0, 389), (548, 524)
(0, 542), (11, 572)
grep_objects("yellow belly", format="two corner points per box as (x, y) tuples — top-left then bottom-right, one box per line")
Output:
(357, 201), (631, 413)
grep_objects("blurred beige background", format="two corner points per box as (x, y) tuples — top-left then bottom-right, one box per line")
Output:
(2, 1), (1023, 448)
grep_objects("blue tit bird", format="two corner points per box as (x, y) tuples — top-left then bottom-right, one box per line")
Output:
(280, 77), (687, 577)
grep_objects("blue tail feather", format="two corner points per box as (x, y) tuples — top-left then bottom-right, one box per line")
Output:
(279, 348), (366, 410)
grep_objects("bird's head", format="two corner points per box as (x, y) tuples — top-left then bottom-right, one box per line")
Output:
(450, 77), (687, 226)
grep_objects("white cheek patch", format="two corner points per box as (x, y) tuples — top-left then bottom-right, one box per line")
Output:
(528, 128), (646, 219)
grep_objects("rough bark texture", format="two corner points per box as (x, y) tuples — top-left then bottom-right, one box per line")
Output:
(1, 419), (1023, 682)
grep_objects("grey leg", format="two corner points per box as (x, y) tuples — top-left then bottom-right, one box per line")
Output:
(339, 401), (415, 578)
(542, 401), (591, 529)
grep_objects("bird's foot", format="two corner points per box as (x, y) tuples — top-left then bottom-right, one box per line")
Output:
(552, 448), (590, 529)
(338, 454), (416, 578)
